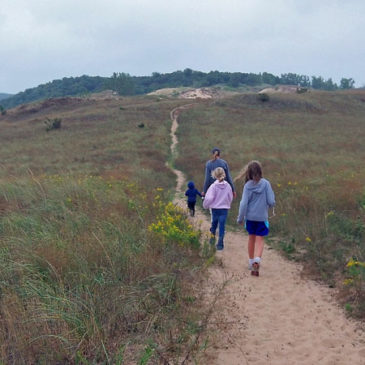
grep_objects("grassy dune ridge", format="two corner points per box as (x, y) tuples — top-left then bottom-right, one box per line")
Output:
(175, 90), (365, 316)
(0, 96), (207, 363)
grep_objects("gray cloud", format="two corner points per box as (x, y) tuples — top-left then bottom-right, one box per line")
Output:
(1, 0), (364, 93)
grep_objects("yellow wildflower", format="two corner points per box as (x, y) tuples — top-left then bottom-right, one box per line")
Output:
(346, 259), (365, 268)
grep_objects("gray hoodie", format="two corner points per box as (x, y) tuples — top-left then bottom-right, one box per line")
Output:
(237, 178), (275, 223)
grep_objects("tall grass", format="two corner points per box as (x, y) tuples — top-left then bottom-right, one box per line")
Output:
(176, 90), (365, 317)
(0, 176), (204, 362)
(0, 96), (207, 362)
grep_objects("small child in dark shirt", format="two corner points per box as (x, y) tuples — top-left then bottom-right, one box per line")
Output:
(185, 181), (203, 217)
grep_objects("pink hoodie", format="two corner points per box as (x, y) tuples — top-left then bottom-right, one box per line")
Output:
(203, 180), (233, 209)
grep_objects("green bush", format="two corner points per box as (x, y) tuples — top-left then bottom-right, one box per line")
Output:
(44, 117), (62, 131)
(257, 93), (270, 102)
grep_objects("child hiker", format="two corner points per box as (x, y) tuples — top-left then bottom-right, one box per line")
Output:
(185, 181), (202, 217)
(203, 167), (233, 250)
(237, 161), (275, 276)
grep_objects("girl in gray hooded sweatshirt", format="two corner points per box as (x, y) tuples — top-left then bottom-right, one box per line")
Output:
(237, 161), (275, 275)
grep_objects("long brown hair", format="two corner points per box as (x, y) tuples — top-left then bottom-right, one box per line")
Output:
(244, 160), (262, 183)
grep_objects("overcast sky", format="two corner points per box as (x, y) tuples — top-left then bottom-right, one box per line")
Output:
(1, 0), (364, 93)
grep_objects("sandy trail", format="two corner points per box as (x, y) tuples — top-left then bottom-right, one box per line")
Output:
(169, 106), (365, 364)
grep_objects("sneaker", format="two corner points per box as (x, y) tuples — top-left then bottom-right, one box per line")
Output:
(209, 233), (216, 245)
(251, 262), (260, 277)
(216, 237), (224, 250)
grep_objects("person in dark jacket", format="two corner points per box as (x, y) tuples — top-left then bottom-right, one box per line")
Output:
(203, 148), (236, 198)
(185, 181), (203, 217)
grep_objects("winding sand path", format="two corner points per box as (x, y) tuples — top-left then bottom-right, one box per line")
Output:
(169, 106), (365, 364)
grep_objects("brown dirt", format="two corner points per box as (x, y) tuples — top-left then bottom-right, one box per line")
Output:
(169, 106), (365, 364)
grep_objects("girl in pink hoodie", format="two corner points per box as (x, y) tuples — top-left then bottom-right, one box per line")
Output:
(203, 167), (233, 250)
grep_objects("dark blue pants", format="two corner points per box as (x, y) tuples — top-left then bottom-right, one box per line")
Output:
(210, 209), (228, 238)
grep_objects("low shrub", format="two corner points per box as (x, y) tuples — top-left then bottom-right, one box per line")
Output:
(257, 93), (270, 102)
(44, 117), (62, 131)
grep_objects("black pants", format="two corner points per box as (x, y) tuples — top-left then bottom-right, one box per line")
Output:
(187, 201), (196, 216)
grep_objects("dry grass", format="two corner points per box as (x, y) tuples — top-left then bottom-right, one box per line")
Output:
(0, 95), (209, 363)
(175, 89), (365, 317)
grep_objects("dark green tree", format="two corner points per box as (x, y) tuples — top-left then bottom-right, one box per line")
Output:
(109, 73), (135, 95)
(228, 73), (241, 87)
(311, 76), (325, 89)
(340, 78), (355, 89)
(262, 72), (279, 85)
(323, 78), (338, 91)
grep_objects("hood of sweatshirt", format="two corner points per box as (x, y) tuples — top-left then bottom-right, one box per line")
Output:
(214, 180), (229, 189)
(187, 181), (195, 189)
(244, 178), (268, 193)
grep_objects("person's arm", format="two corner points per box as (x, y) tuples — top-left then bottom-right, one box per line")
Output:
(237, 186), (248, 223)
(228, 185), (233, 204)
(223, 162), (236, 196)
(203, 185), (215, 209)
(185, 190), (188, 197)
(203, 162), (211, 194)
(196, 189), (202, 198)
(266, 181), (276, 208)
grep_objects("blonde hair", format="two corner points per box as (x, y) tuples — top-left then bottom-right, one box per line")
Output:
(212, 167), (226, 182)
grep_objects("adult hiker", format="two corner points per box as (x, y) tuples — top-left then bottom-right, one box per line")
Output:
(202, 147), (236, 198)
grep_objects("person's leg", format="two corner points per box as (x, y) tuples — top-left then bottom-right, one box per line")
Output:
(191, 201), (196, 216)
(217, 210), (228, 249)
(210, 209), (218, 235)
(187, 201), (194, 216)
(209, 209), (218, 244)
(217, 209), (228, 238)
(255, 235), (264, 258)
(248, 234), (256, 259)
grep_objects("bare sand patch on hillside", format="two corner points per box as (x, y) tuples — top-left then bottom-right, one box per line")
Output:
(259, 85), (301, 94)
(149, 87), (232, 99)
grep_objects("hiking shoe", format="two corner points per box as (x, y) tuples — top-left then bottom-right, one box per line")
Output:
(216, 237), (224, 250)
(209, 233), (216, 245)
(251, 262), (260, 276)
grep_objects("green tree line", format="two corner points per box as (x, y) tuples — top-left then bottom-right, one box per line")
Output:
(0, 70), (356, 110)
